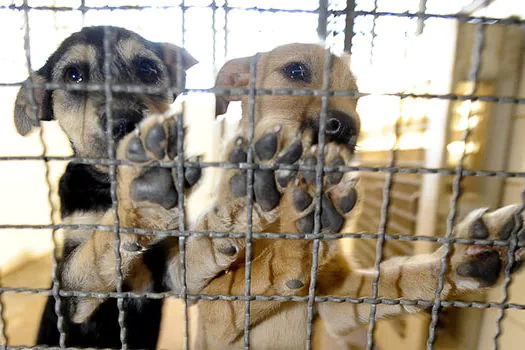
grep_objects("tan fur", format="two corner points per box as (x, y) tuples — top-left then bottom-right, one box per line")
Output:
(12, 28), (200, 327)
(22, 35), (525, 348)
(188, 44), (525, 349)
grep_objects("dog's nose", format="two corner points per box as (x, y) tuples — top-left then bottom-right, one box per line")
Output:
(323, 110), (357, 145)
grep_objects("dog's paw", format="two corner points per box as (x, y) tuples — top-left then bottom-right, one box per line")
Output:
(451, 205), (525, 288)
(226, 124), (359, 234)
(118, 113), (201, 211)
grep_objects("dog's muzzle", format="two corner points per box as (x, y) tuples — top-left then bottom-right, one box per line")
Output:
(309, 110), (358, 149)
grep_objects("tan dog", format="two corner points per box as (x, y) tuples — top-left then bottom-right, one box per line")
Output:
(184, 43), (525, 349)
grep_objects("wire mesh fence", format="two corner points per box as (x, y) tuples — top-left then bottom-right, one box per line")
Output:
(0, 0), (525, 349)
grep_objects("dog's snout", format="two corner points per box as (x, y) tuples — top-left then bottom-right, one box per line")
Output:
(323, 110), (357, 146)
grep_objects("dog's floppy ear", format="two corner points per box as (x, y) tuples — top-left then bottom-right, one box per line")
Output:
(214, 56), (252, 116)
(14, 73), (53, 136)
(155, 42), (198, 71)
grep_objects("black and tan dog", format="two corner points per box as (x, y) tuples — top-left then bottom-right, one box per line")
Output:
(14, 26), (203, 348)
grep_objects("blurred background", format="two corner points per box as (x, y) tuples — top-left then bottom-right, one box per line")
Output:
(1, 0), (525, 349)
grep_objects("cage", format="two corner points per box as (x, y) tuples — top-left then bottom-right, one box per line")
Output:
(0, 0), (525, 349)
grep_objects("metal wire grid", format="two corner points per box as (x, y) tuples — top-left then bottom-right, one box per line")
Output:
(427, 21), (485, 349)
(305, 3), (331, 346)
(0, 1), (524, 350)
(21, 0), (69, 348)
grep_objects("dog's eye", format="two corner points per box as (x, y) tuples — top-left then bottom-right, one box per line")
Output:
(281, 62), (311, 83)
(64, 67), (84, 83)
(137, 59), (160, 84)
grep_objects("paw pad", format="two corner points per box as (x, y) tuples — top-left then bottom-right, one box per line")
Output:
(457, 250), (501, 287)
(144, 123), (167, 159)
(131, 167), (178, 210)
(254, 169), (280, 211)
(126, 136), (148, 162)
(254, 131), (278, 160)
(123, 116), (202, 209)
(338, 188), (358, 214)
(226, 126), (359, 235)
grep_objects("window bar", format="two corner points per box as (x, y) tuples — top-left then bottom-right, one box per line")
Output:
(3, 80), (525, 106)
(344, 0), (356, 53)
(365, 118), (400, 349)
(426, 22), (486, 349)
(224, 0), (229, 61)
(4, 4), (525, 26)
(176, 1), (190, 348)
(318, 0), (328, 39)
(242, 53), (258, 350)
(490, 18), (525, 350)
(211, 0), (218, 75)
(494, 191), (525, 349)
(22, 0), (67, 347)
(493, 16), (525, 338)
(416, 0), (428, 35)
(102, 26), (128, 350)
(306, 0), (331, 348)
(80, 0), (87, 27)
(369, 0), (379, 64)
(0, 269), (7, 348)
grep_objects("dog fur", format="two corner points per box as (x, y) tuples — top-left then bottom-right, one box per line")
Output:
(14, 26), (199, 349)
(15, 32), (525, 349)
(183, 43), (525, 349)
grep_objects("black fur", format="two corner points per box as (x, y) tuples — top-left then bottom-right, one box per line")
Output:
(32, 26), (195, 348)
(58, 163), (111, 218)
(37, 163), (170, 349)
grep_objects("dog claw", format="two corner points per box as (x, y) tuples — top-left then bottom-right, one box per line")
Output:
(326, 156), (344, 185)
(145, 123), (166, 159)
(293, 188), (312, 212)
(254, 170), (280, 211)
(131, 167), (178, 209)
(296, 212), (314, 233)
(254, 132), (278, 161)
(126, 136), (149, 162)
(230, 172), (248, 197)
(321, 195), (344, 232)
(277, 141), (302, 164)
(338, 188), (358, 214)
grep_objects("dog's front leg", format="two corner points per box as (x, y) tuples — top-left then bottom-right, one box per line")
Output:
(317, 204), (525, 338)
(196, 238), (323, 344)
(61, 112), (202, 323)
(60, 209), (157, 323)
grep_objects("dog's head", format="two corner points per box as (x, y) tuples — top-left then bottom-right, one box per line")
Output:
(215, 43), (359, 150)
(14, 26), (197, 158)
